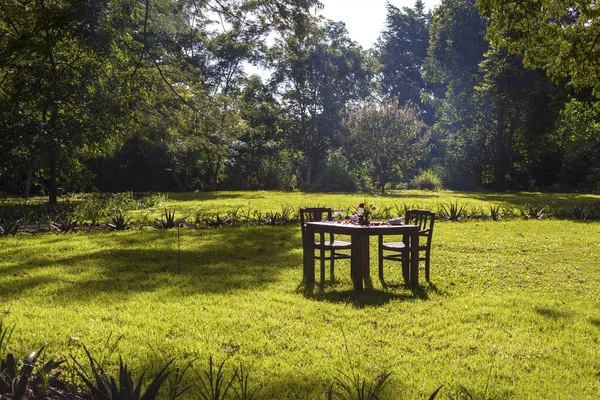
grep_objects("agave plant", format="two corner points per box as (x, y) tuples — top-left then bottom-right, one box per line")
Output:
(108, 213), (131, 231)
(73, 346), (174, 400)
(155, 208), (186, 229)
(1, 322), (64, 400)
(488, 205), (503, 221)
(569, 205), (591, 220)
(439, 201), (468, 221)
(523, 204), (546, 220)
(51, 213), (78, 233)
(0, 217), (19, 236)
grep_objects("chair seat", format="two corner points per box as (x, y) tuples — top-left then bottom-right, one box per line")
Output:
(314, 239), (352, 250)
(380, 241), (406, 250)
(381, 241), (429, 251)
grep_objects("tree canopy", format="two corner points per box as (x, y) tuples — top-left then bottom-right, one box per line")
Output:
(1, 0), (599, 197)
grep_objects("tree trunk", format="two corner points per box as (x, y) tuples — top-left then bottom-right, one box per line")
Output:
(49, 156), (58, 204)
(23, 169), (33, 198)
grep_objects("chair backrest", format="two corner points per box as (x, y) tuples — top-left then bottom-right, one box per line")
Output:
(299, 207), (333, 239)
(405, 209), (435, 247)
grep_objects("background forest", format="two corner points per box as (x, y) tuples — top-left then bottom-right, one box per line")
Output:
(2, 0), (600, 203)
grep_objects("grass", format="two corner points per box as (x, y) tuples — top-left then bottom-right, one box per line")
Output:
(3, 189), (600, 227)
(1, 191), (600, 398)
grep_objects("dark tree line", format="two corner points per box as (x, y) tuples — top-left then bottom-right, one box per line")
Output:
(1, 0), (599, 202)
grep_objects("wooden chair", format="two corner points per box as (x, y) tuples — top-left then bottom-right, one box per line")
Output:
(378, 209), (435, 282)
(300, 207), (351, 283)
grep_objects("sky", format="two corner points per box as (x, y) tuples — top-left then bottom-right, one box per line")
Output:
(318, 0), (441, 49)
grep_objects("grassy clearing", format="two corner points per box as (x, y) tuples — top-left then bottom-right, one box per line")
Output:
(1, 192), (600, 398)
(2, 189), (600, 227)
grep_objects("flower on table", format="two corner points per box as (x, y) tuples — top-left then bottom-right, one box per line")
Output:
(357, 203), (365, 216)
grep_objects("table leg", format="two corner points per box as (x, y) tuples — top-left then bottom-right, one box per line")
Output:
(402, 233), (410, 284)
(303, 231), (315, 286)
(351, 235), (366, 291)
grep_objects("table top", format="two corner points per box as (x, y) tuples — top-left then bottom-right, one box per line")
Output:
(305, 221), (418, 236)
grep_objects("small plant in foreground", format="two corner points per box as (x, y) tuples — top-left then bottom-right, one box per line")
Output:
(73, 346), (174, 400)
(328, 370), (392, 400)
(1, 321), (65, 400)
(194, 355), (235, 400)
(233, 362), (260, 400)
(329, 329), (393, 400)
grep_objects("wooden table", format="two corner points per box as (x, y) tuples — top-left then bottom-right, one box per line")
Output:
(303, 222), (420, 291)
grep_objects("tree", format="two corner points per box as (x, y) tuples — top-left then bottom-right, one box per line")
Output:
(0, 0), (153, 202)
(342, 97), (428, 194)
(478, 0), (600, 98)
(268, 18), (375, 187)
(224, 76), (290, 189)
(472, 49), (566, 190)
(376, 1), (436, 124)
(422, 0), (489, 189)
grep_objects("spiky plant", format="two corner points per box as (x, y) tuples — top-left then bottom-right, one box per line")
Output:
(73, 346), (173, 400)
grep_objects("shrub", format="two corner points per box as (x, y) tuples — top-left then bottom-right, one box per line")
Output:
(409, 170), (443, 191)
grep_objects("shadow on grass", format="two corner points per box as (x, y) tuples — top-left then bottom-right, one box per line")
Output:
(590, 318), (600, 329)
(534, 306), (572, 320)
(0, 226), (301, 303)
(301, 281), (437, 308)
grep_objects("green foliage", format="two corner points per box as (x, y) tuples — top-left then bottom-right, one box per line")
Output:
(479, 0), (600, 97)
(342, 97), (428, 194)
(409, 169), (443, 191)
(233, 363), (260, 400)
(568, 205), (591, 221)
(376, 1), (435, 123)
(0, 320), (15, 366)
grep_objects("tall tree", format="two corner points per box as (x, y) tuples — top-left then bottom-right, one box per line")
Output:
(422, 0), (489, 189)
(268, 19), (374, 187)
(376, 0), (436, 124)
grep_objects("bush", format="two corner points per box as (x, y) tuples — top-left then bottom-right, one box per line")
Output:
(409, 170), (443, 191)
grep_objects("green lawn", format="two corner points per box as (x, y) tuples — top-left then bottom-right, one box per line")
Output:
(1, 191), (600, 399)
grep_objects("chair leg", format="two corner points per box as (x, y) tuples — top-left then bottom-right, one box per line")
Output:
(320, 249), (326, 284)
(378, 236), (384, 282)
(330, 251), (335, 282)
(401, 249), (410, 284)
(425, 249), (431, 281)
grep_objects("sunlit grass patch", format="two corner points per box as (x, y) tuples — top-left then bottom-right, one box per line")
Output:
(1, 213), (600, 398)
